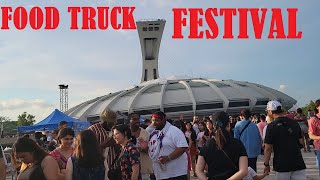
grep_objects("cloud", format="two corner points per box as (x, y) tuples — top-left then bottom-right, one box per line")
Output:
(0, 85), (121, 122)
(139, 0), (148, 7)
(0, 30), (139, 90)
(107, 0), (115, 5)
(0, 98), (54, 111)
(115, 29), (136, 40)
(0, 98), (56, 122)
(154, 0), (183, 8)
(69, 86), (120, 107)
(26, 5), (36, 8)
(279, 84), (287, 93)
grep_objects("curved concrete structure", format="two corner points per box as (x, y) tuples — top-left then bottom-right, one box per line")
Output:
(66, 78), (297, 122)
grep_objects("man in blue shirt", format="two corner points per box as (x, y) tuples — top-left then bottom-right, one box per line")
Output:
(234, 109), (262, 172)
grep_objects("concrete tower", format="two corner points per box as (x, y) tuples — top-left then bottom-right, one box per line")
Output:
(136, 19), (166, 83)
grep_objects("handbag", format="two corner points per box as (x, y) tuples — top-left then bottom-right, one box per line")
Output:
(107, 153), (122, 180)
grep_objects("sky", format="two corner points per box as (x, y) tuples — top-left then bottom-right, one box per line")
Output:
(0, 0), (319, 122)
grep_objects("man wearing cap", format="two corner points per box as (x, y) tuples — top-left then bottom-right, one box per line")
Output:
(88, 109), (121, 180)
(141, 111), (188, 180)
(264, 100), (306, 179)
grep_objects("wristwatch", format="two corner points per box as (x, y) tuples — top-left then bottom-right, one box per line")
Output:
(264, 162), (270, 166)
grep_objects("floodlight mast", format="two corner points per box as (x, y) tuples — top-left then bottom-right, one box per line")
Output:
(59, 84), (69, 112)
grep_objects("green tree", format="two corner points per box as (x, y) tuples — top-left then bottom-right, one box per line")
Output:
(307, 100), (316, 112)
(2, 121), (17, 135)
(0, 116), (11, 123)
(17, 112), (36, 126)
(301, 100), (316, 116)
(0, 116), (16, 136)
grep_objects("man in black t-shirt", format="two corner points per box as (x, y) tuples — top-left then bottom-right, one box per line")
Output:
(264, 100), (306, 180)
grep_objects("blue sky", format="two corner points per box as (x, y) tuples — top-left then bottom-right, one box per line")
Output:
(0, 0), (319, 122)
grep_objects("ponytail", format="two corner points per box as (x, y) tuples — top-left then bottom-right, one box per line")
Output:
(214, 126), (231, 149)
(209, 111), (232, 149)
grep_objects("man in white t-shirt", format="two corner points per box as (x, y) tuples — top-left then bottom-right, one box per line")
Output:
(141, 111), (188, 180)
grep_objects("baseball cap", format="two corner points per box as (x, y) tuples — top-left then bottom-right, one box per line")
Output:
(266, 100), (282, 111)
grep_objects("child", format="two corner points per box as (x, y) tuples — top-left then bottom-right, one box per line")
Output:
(243, 167), (268, 180)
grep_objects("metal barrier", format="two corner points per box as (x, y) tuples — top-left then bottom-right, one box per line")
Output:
(3, 153), (15, 180)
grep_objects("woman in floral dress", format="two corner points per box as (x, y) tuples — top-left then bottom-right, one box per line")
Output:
(113, 124), (141, 180)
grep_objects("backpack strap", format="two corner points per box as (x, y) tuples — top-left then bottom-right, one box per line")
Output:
(239, 121), (251, 137)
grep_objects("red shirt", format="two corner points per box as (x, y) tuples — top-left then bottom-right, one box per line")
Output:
(308, 113), (320, 150)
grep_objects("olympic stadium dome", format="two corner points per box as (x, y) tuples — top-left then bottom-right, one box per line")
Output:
(66, 19), (297, 122)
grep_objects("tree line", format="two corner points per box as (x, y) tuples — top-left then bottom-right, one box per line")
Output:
(0, 112), (35, 135)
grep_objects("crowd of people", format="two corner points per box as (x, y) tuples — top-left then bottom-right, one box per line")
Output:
(1, 99), (320, 180)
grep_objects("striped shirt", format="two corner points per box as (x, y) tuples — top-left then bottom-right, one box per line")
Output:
(0, 145), (7, 165)
(0, 145), (3, 158)
(89, 123), (118, 167)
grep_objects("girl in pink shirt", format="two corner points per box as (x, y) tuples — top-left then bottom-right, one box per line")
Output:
(257, 115), (268, 139)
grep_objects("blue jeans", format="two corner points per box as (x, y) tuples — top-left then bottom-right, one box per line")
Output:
(315, 150), (320, 176)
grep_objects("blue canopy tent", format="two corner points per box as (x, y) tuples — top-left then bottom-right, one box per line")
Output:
(17, 109), (90, 133)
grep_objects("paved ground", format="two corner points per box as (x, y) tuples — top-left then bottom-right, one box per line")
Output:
(256, 151), (318, 180)
(6, 150), (319, 180)
(189, 149), (319, 180)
